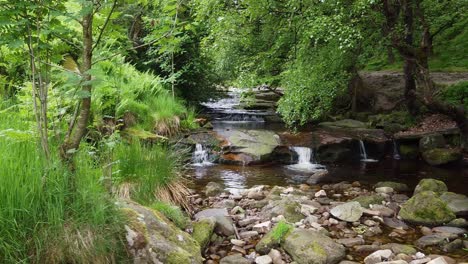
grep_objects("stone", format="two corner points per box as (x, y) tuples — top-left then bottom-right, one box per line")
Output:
(261, 198), (304, 223)
(330, 202), (364, 222)
(375, 261), (408, 264)
(192, 217), (216, 249)
(447, 218), (468, 227)
(383, 217), (409, 229)
(414, 179), (448, 195)
(220, 254), (251, 264)
(231, 206), (245, 215)
(409, 258), (431, 264)
(442, 239), (463, 252)
(240, 231), (259, 239)
(232, 245), (247, 255)
(248, 191), (266, 200)
(439, 192), (468, 215)
(282, 229), (346, 264)
(336, 237), (365, 247)
(315, 190), (327, 197)
(427, 255), (455, 264)
(422, 148), (462, 166)
(375, 187), (394, 194)
(256, 255), (273, 264)
(432, 226), (466, 235)
(304, 215), (319, 225)
(205, 182), (224, 197)
(268, 249), (283, 264)
(364, 249), (393, 264)
(194, 208), (235, 236)
(375, 181), (409, 192)
(381, 243), (416, 255)
(426, 257), (449, 264)
(231, 239), (246, 247)
(253, 221), (272, 233)
(239, 217), (260, 227)
(370, 205), (395, 217)
(416, 233), (456, 248)
(120, 200), (203, 264)
(399, 191), (455, 226)
(300, 204), (318, 216)
(255, 222), (293, 254)
(419, 134), (446, 152)
(352, 195), (385, 208)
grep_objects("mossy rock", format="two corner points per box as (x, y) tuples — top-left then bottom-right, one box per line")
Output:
(282, 229), (346, 264)
(260, 198), (304, 223)
(399, 144), (419, 159)
(192, 217), (216, 250)
(414, 178), (448, 196)
(255, 221), (293, 254)
(422, 148), (462, 166)
(399, 191), (456, 226)
(375, 181), (409, 192)
(381, 243), (417, 255)
(352, 194), (385, 208)
(419, 133), (446, 152)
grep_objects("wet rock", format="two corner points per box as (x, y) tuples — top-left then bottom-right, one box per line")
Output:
(192, 217), (216, 249)
(307, 171), (330, 185)
(205, 182), (224, 197)
(416, 233), (456, 248)
(257, 222), (293, 254)
(255, 255), (273, 264)
(422, 148), (462, 166)
(432, 226), (466, 235)
(282, 229), (346, 264)
(120, 200), (203, 264)
(399, 191), (455, 226)
(261, 198), (304, 223)
(194, 208), (235, 236)
(219, 130), (281, 165)
(375, 181), (409, 192)
(414, 179), (448, 195)
(383, 217), (409, 229)
(441, 239), (462, 253)
(336, 237), (365, 247)
(330, 202), (364, 222)
(419, 134), (446, 152)
(364, 249), (392, 264)
(352, 195), (385, 208)
(439, 192), (468, 215)
(370, 205), (395, 217)
(381, 243), (416, 255)
(220, 254), (251, 264)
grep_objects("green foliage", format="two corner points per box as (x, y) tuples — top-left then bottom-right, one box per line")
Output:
(438, 81), (468, 109)
(0, 111), (125, 263)
(270, 221), (293, 242)
(151, 201), (189, 229)
(114, 140), (183, 204)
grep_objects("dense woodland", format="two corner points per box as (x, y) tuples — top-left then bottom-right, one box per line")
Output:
(0, 0), (467, 263)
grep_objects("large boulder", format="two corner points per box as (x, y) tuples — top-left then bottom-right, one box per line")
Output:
(219, 129), (281, 165)
(422, 148), (462, 166)
(419, 133), (446, 152)
(440, 192), (468, 216)
(194, 208), (235, 236)
(282, 229), (346, 264)
(414, 179), (448, 195)
(256, 221), (293, 254)
(120, 200), (203, 264)
(330, 201), (364, 222)
(192, 217), (216, 249)
(399, 191), (456, 226)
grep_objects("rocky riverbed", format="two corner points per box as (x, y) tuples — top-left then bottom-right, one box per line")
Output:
(187, 178), (468, 264)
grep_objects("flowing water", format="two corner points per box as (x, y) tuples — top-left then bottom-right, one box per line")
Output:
(190, 88), (468, 195)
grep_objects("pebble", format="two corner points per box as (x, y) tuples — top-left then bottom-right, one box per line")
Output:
(364, 249), (393, 264)
(268, 249), (284, 264)
(300, 204), (318, 216)
(304, 215), (319, 225)
(255, 255), (273, 264)
(420, 226), (432, 235)
(409, 258), (431, 264)
(230, 239), (246, 247)
(231, 245), (246, 255)
(364, 220), (378, 226)
(271, 215), (285, 222)
(426, 257), (449, 264)
(239, 217), (259, 227)
(375, 187), (394, 194)
(253, 221), (272, 233)
(315, 190), (327, 197)
(336, 237), (365, 247)
(239, 231), (259, 239)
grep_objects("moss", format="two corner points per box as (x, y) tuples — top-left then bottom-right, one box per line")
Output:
(399, 191), (456, 226)
(167, 248), (192, 264)
(151, 201), (189, 229)
(352, 195), (385, 208)
(422, 148), (462, 166)
(414, 179), (448, 195)
(120, 208), (149, 240)
(255, 221), (293, 254)
(192, 218), (216, 249)
(308, 242), (327, 257)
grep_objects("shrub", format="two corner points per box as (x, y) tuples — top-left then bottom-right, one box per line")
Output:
(439, 81), (468, 109)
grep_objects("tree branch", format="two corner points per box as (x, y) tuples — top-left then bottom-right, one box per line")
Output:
(92, 0), (118, 53)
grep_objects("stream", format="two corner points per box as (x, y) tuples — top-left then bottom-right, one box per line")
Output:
(188, 88), (467, 195)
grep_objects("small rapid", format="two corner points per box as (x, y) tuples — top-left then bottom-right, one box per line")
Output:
(286, 146), (326, 173)
(192, 144), (213, 166)
(359, 140), (378, 162)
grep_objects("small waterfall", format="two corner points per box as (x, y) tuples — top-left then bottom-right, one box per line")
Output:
(287, 146), (325, 172)
(392, 140), (401, 160)
(359, 140), (378, 162)
(192, 144), (212, 166)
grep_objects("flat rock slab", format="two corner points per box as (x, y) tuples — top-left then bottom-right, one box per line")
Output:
(416, 233), (457, 247)
(330, 201), (364, 222)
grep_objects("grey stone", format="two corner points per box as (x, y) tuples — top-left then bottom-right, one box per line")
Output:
(255, 255), (273, 264)
(330, 201), (364, 222)
(194, 208), (235, 236)
(416, 233), (456, 248)
(220, 254), (251, 264)
(364, 249), (392, 264)
(336, 237), (365, 247)
(439, 192), (468, 215)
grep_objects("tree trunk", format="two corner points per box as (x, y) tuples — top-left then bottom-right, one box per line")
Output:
(402, 0), (418, 115)
(60, 11), (93, 162)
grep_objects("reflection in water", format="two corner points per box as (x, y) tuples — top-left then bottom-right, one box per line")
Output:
(189, 159), (467, 195)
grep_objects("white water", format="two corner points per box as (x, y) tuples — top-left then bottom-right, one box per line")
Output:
(287, 147), (326, 172)
(392, 140), (401, 160)
(192, 144), (213, 166)
(359, 140), (378, 162)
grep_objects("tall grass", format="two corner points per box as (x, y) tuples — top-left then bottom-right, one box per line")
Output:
(114, 140), (190, 207)
(0, 112), (126, 263)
